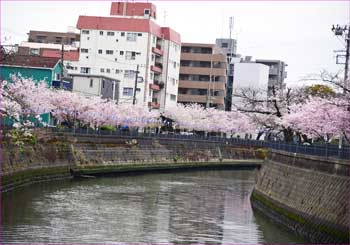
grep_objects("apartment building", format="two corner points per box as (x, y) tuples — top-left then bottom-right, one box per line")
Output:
(178, 43), (227, 110)
(73, 2), (181, 111)
(28, 30), (80, 45)
(215, 38), (237, 111)
(255, 59), (287, 91)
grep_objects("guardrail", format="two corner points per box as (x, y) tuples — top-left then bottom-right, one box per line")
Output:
(49, 127), (350, 160)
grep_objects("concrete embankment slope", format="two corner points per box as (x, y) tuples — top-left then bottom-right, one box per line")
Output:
(251, 149), (350, 244)
(1, 133), (264, 192)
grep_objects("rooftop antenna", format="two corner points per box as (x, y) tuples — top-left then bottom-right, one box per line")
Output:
(229, 16), (234, 62)
(163, 10), (167, 26)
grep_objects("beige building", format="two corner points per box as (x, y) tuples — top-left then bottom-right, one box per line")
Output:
(178, 43), (227, 110)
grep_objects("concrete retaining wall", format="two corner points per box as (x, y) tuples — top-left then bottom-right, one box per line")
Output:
(251, 149), (350, 243)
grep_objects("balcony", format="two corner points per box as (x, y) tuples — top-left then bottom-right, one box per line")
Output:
(148, 102), (160, 109)
(151, 65), (162, 74)
(152, 47), (163, 56)
(149, 83), (160, 91)
(179, 80), (225, 90)
(180, 66), (226, 76)
(177, 94), (225, 105)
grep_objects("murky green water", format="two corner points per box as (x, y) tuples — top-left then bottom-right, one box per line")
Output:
(1, 170), (305, 244)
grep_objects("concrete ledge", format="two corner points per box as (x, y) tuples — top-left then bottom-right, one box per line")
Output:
(251, 189), (349, 244)
(72, 160), (263, 176)
(1, 166), (71, 193)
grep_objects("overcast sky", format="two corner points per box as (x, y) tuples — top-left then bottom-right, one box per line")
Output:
(1, 0), (349, 85)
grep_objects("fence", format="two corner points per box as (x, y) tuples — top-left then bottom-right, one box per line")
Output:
(48, 127), (350, 160)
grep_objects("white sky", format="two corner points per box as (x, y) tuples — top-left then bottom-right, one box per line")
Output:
(1, 0), (349, 85)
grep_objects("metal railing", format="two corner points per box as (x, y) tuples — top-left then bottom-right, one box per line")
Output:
(49, 127), (350, 160)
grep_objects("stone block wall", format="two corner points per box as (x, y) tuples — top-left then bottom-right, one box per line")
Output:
(251, 150), (350, 243)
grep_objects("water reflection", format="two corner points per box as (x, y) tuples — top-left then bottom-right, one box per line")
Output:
(1, 170), (305, 244)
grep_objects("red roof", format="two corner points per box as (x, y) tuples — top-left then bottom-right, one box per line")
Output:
(77, 16), (181, 45)
(110, 2), (156, 19)
(41, 49), (79, 61)
(0, 54), (60, 69)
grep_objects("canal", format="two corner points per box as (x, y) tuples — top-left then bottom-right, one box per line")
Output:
(1, 170), (305, 244)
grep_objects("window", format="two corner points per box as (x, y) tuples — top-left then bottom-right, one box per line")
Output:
(153, 36), (156, 44)
(123, 87), (133, 96)
(173, 61), (176, 68)
(80, 67), (90, 74)
(151, 55), (155, 61)
(81, 48), (88, 53)
(55, 37), (63, 44)
(90, 79), (93, 88)
(30, 48), (39, 55)
(171, 78), (176, 86)
(116, 39), (119, 42)
(144, 9), (150, 15)
(137, 33), (142, 36)
(121, 32), (125, 37)
(136, 88), (141, 92)
(106, 50), (113, 55)
(170, 94), (176, 101)
(98, 49), (102, 54)
(125, 51), (136, 60)
(100, 31), (104, 35)
(102, 80), (105, 88)
(115, 58), (118, 62)
(106, 68), (110, 73)
(150, 72), (153, 80)
(127, 32), (137, 41)
(107, 31), (115, 36)
(221, 42), (228, 48)
(82, 30), (89, 34)
(116, 69), (122, 74)
(120, 51), (124, 55)
(100, 68), (105, 73)
(124, 70), (136, 79)
(87, 37), (90, 40)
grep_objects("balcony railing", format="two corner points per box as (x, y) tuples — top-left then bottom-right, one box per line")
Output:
(148, 102), (160, 109)
(151, 65), (162, 74)
(149, 83), (160, 91)
(152, 47), (163, 56)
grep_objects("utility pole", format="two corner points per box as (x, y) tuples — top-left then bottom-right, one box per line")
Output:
(60, 43), (64, 89)
(331, 24), (349, 155)
(331, 24), (349, 92)
(206, 48), (214, 109)
(133, 64), (139, 105)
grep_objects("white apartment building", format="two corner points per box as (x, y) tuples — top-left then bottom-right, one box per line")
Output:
(231, 59), (269, 107)
(73, 2), (181, 111)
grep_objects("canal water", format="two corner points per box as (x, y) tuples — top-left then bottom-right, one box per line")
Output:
(1, 170), (305, 244)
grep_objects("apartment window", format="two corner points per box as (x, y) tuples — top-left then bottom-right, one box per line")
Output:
(173, 61), (176, 68)
(170, 94), (176, 101)
(120, 51), (124, 55)
(30, 48), (39, 55)
(121, 32), (125, 37)
(125, 51), (136, 60)
(123, 87), (133, 96)
(127, 33), (137, 41)
(55, 36), (63, 44)
(116, 69), (122, 74)
(82, 30), (89, 34)
(221, 42), (228, 48)
(100, 68), (105, 73)
(106, 68), (110, 73)
(107, 31), (115, 36)
(124, 70), (136, 79)
(138, 33), (142, 36)
(81, 48), (88, 53)
(171, 78), (176, 86)
(106, 50), (114, 55)
(90, 79), (93, 88)
(100, 31), (104, 35)
(80, 67), (90, 74)
(102, 80), (105, 89)
(98, 49), (102, 54)
(144, 9), (150, 15)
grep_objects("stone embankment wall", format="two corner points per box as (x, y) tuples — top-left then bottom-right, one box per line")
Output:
(1, 132), (264, 192)
(251, 149), (350, 244)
